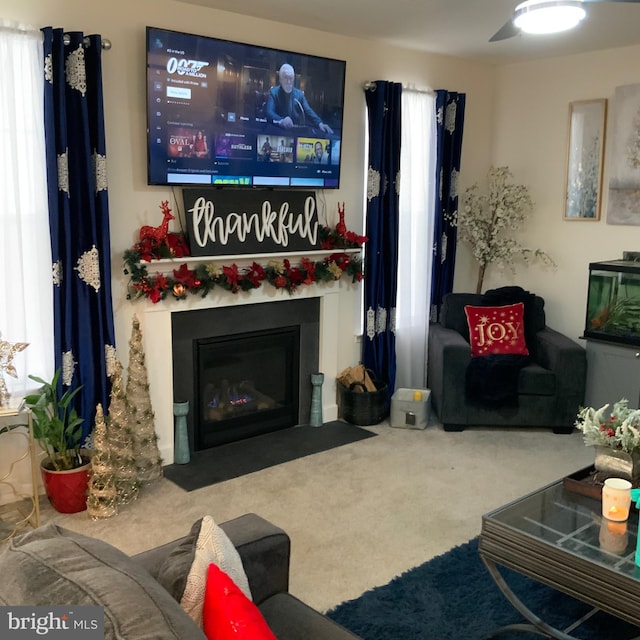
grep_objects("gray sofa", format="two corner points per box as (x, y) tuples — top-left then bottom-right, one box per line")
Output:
(0, 513), (360, 640)
(135, 513), (361, 640)
(428, 292), (587, 433)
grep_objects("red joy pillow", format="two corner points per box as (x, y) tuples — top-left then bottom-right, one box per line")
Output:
(202, 563), (276, 640)
(464, 303), (529, 358)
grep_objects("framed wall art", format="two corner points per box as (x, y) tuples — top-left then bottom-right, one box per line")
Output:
(563, 99), (607, 221)
(607, 83), (640, 225)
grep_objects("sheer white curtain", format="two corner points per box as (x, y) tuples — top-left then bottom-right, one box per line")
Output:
(0, 21), (53, 399)
(395, 89), (436, 390)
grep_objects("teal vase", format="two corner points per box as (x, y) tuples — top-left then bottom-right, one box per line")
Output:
(173, 401), (190, 464)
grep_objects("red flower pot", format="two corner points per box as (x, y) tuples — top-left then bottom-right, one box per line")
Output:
(41, 457), (91, 514)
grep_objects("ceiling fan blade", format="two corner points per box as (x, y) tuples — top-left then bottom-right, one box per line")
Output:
(489, 0), (638, 44)
(489, 18), (520, 42)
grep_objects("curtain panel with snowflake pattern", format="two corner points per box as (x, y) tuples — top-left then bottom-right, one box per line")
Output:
(362, 82), (402, 397)
(42, 28), (116, 442)
(431, 90), (466, 317)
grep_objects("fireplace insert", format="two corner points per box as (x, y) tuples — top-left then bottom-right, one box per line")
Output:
(194, 327), (300, 449)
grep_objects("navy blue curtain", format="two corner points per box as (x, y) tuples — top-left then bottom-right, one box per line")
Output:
(431, 90), (466, 318)
(362, 82), (402, 395)
(42, 28), (115, 442)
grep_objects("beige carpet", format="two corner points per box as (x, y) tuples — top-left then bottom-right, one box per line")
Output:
(37, 419), (593, 613)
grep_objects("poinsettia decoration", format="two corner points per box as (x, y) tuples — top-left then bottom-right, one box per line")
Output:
(123, 202), (367, 303)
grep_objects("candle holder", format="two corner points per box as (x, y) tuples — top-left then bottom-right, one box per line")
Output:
(310, 373), (324, 427)
(602, 477), (632, 522)
(173, 401), (190, 465)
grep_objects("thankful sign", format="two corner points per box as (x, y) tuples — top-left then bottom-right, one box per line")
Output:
(182, 189), (321, 257)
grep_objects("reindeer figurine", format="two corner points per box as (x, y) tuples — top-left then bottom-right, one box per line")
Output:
(335, 202), (347, 236)
(139, 200), (175, 245)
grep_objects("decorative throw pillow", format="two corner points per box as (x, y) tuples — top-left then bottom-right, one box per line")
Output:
(156, 517), (204, 603)
(176, 516), (252, 627)
(464, 303), (529, 358)
(0, 523), (206, 639)
(203, 563), (276, 640)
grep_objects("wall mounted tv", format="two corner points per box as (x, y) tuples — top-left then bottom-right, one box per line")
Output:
(146, 26), (346, 189)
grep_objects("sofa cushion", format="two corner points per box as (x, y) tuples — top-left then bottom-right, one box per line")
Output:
(203, 563), (276, 640)
(0, 523), (206, 639)
(518, 363), (556, 396)
(156, 515), (251, 627)
(464, 303), (529, 357)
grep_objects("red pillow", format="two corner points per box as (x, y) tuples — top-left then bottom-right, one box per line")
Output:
(202, 563), (276, 640)
(464, 303), (529, 358)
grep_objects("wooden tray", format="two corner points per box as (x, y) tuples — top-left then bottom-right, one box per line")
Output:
(562, 466), (603, 500)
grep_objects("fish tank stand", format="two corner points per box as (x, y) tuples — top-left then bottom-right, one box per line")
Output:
(583, 257), (640, 408)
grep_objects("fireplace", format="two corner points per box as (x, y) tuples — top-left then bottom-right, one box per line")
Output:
(194, 326), (300, 448)
(172, 298), (320, 452)
(141, 285), (342, 464)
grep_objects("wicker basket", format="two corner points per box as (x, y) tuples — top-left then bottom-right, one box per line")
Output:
(337, 380), (389, 426)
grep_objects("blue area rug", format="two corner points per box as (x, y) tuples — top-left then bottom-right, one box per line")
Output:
(327, 538), (638, 640)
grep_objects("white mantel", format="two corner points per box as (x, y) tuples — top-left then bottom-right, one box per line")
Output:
(141, 283), (341, 464)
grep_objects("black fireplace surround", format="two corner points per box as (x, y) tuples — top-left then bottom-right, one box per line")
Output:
(172, 298), (320, 452)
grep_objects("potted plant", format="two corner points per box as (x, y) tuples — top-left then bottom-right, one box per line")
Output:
(24, 369), (91, 513)
(575, 399), (640, 485)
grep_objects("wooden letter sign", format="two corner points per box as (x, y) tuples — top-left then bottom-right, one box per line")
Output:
(183, 189), (321, 257)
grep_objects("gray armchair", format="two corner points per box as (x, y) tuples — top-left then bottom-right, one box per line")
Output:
(427, 292), (586, 433)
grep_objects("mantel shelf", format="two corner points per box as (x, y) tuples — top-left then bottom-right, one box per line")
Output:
(140, 249), (358, 266)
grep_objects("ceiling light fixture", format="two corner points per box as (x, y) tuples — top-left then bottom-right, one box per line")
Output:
(513, 0), (587, 35)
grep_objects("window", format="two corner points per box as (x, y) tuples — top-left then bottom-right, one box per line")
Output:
(0, 22), (53, 399)
(395, 88), (436, 389)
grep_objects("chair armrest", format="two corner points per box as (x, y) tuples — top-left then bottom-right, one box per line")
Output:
(427, 323), (472, 424)
(535, 328), (586, 391)
(534, 327), (586, 421)
(132, 513), (290, 606)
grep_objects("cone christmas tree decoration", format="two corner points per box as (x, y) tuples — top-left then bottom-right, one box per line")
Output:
(107, 359), (139, 505)
(126, 314), (163, 484)
(86, 403), (118, 520)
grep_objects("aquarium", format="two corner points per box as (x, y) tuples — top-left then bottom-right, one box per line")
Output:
(584, 260), (640, 346)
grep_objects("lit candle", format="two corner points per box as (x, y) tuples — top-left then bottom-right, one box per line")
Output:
(608, 505), (629, 521)
(602, 478), (632, 522)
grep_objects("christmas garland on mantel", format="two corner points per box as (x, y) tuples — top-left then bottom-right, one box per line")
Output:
(123, 203), (367, 304)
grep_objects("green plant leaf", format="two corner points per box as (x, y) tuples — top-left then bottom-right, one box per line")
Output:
(23, 368), (85, 469)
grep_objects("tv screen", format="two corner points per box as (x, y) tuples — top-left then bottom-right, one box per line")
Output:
(146, 26), (346, 189)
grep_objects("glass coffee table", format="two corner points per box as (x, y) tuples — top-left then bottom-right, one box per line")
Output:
(479, 471), (640, 639)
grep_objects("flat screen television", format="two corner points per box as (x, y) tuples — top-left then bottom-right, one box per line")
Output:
(146, 26), (346, 189)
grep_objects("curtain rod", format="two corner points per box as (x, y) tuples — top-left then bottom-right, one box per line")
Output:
(0, 25), (111, 49)
(0, 23), (39, 36)
(63, 34), (112, 50)
(363, 81), (435, 96)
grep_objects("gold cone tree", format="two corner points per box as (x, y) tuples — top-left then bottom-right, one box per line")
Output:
(107, 360), (139, 504)
(86, 403), (118, 520)
(126, 314), (163, 484)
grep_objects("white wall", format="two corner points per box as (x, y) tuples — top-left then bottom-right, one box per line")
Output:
(453, 44), (640, 343)
(2, 0), (494, 377)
